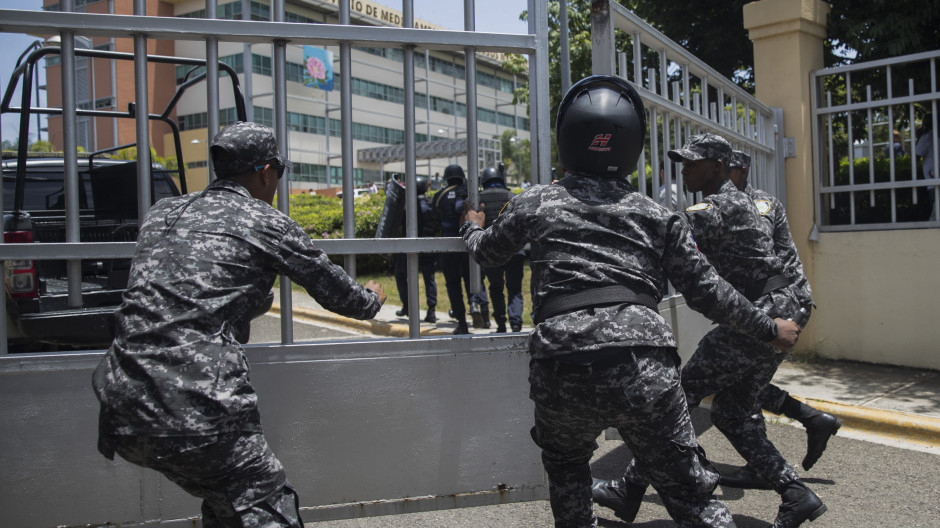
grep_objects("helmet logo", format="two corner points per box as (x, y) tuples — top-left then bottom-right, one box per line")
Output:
(589, 134), (612, 152)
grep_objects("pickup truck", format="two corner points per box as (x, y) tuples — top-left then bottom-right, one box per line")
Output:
(1, 43), (248, 351)
(2, 155), (181, 349)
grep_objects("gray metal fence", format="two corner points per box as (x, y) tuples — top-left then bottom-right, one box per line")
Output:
(812, 49), (940, 231)
(589, 0), (782, 212)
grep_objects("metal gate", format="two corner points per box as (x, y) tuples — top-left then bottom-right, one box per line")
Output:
(0, 1), (780, 526)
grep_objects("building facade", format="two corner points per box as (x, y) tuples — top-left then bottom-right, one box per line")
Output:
(41, 0), (530, 192)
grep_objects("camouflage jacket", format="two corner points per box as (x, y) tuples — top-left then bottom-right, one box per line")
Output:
(682, 179), (797, 319)
(93, 179), (382, 436)
(745, 184), (813, 306)
(460, 173), (778, 359)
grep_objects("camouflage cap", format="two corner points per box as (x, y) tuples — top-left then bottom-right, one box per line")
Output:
(667, 133), (732, 165)
(729, 150), (751, 169)
(210, 122), (286, 177)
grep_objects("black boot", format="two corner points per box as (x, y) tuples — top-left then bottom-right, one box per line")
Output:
(719, 463), (773, 490)
(481, 305), (491, 328)
(591, 478), (646, 523)
(453, 321), (470, 335)
(781, 396), (843, 470)
(424, 307), (437, 323)
(469, 301), (484, 328)
(395, 308), (407, 317)
(774, 480), (826, 528)
(511, 323), (522, 332)
(495, 321), (507, 333)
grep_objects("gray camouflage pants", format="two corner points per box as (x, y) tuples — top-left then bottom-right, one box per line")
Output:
(622, 327), (800, 493)
(529, 346), (735, 528)
(108, 432), (303, 528)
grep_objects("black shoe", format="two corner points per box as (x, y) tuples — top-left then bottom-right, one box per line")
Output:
(719, 464), (773, 490)
(481, 306), (491, 328)
(495, 323), (507, 333)
(395, 308), (407, 317)
(453, 322), (470, 335)
(802, 413), (842, 470)
(469, 301), (485, 329)
(591, 478), (646, 523)
(511, 324), (522, 332)
(774, 480), (827, 528)
(424, 309), (437, 323)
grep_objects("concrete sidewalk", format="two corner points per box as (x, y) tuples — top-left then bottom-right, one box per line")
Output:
(271, 288), (940, 452)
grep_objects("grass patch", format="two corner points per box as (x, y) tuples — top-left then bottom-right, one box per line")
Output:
(290, 258), (536, 326)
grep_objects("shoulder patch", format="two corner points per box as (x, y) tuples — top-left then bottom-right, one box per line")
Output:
(685, 202), (713, 212)
(754, 199), (772, 216)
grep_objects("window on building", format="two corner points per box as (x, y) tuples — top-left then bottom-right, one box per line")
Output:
(252, 55), (272, 76)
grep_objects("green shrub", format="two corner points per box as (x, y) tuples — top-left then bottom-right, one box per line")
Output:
(289, 190), (393, 275)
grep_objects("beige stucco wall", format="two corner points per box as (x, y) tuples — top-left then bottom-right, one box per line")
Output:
(746, 0), (940, 370)
(812, 230), (940, 369)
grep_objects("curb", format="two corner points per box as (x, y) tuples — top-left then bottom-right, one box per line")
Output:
(270, 304), (452, 337)
(792, 396), (940, 448)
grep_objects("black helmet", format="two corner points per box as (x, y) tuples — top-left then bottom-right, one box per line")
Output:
(415, 175), (429, 195)
(556, 75), (647, 178)
(443, 164), (466, 185)
(481, 166), (504, 186)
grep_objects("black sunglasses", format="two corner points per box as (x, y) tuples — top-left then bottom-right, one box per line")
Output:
(254, 160), (288, 179)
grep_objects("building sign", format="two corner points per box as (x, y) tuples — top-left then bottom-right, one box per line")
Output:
(304, 46), (334, 91)
(314, 0), (522, 67)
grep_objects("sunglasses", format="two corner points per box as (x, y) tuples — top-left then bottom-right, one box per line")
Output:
(254, 160), (289, 179)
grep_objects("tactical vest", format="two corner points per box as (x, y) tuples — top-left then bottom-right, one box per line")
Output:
(478, 186), (514, 229)
(432, 183), (467, 235)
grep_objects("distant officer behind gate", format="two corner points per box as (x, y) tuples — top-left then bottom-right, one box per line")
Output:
(92, 122), (386, 528)
(459, 76), (800, 528)
(393, 175), (439, 323)
(593, 134), (826, 528)
(477, 165), (525, 333)
(432, 163), (489, 334)
(717, 150), (841, 490)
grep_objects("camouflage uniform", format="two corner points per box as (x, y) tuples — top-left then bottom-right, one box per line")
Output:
(621, 178), (803, 493)
(478, 180), (524, 331)
(745, 183), (814, 414)
(461, 174), (783, 528)
(93, 122), (382, 528)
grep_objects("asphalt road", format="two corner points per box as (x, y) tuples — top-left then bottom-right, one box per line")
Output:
(249, 313), (360, 343)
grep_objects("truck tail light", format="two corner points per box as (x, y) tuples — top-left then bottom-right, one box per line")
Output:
(4, 231), (38, 299)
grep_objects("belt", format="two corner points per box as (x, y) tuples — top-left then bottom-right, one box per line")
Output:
(535, 352), (630, 375)
(534, 285), (658, 324)
(744, 273), (789, 302)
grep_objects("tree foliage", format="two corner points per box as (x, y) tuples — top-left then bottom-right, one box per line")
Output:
(508, 0), (939, 100)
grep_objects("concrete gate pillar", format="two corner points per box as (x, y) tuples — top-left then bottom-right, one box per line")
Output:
(743, 0), (828, 349)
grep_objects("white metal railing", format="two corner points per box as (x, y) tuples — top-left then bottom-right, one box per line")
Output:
(812, 49), (940, 231)
(590, 0), (782, 211)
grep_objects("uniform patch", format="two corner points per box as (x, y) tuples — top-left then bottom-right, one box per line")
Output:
(686, 202), (712, 212)
(754, 199), (772, 216)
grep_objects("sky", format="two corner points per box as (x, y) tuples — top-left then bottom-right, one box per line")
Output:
(0, 0), (530, 146)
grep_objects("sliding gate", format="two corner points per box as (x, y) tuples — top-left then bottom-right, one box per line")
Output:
(0, 1), (550, 526)
(0, 2), (782, 526)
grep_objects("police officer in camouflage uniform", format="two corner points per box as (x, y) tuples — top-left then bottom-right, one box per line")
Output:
(717, 151), (842, 489)
(432, 164), (489, 333)
(460, 76), (800, 528)
(92, 122), (386, 528)
(477, 165), (525, 333)
(594, 134), (826, 528)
